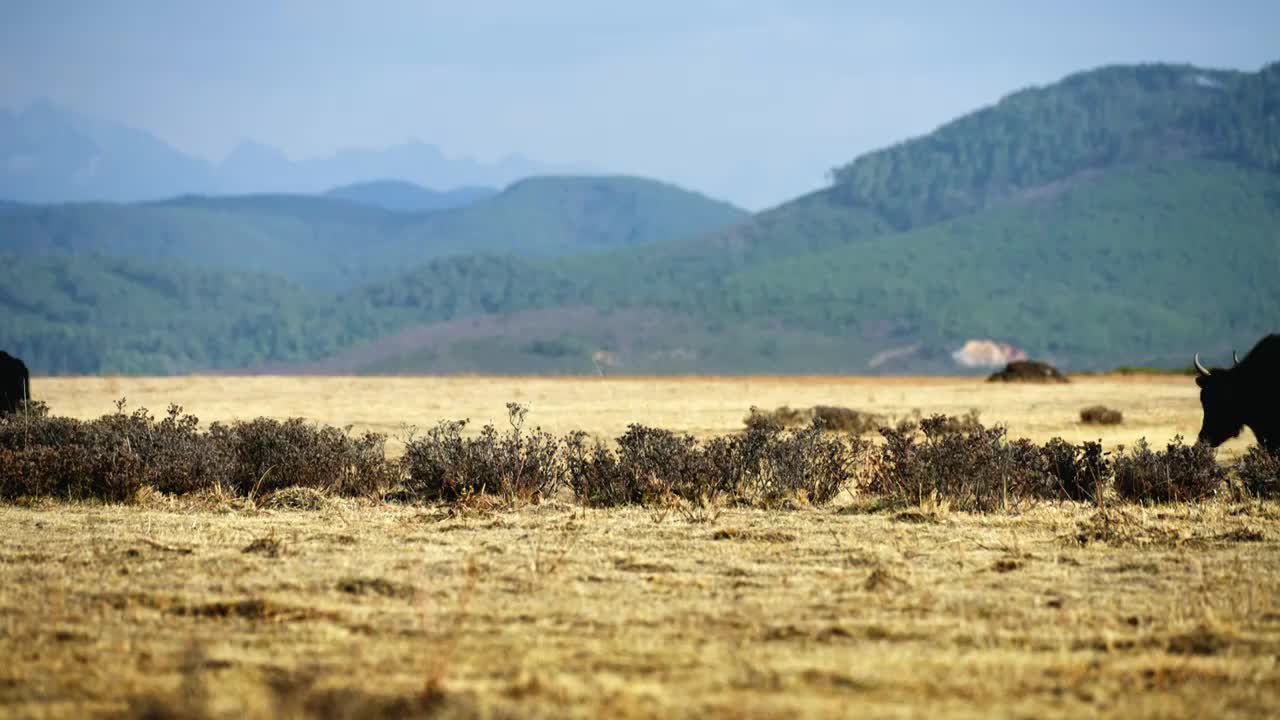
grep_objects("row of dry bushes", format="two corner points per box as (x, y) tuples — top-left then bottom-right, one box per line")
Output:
(0, 400), (1276, 509)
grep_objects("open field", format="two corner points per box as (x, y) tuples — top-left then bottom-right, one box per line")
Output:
(3, 375), (1277, 719)
(30, 373), (1258, 459)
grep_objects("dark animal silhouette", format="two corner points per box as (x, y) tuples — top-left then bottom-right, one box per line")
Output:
(0, 351), (30, 416)
(1194, 334), (1280, 453)
(986, 360), (1068, 383)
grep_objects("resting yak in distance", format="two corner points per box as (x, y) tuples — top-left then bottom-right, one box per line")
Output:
(1194, 334), (1279, 454)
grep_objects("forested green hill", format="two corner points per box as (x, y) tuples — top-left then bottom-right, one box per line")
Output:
(0, 175), (747, 290)
(716, 159), (1280, 368)
(0, 252), (321, 374)
(2, 62), (1277, 375)
(829, 63), (1279, 228)
(316, 158), (1279, 373)
(323, 180), (497, 212)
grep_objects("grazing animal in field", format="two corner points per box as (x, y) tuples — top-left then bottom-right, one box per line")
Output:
(1194, 334), (1280, 453)
(0, 351), (30, 416)
(986, 360), (1068, 383)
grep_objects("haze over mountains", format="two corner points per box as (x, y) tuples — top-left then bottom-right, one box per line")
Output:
(0, 101), (580, 204)
(2, 61), (1278, 376)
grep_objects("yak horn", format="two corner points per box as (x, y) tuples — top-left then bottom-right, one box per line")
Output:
(1233, 351), (1240, 366)
(1194, 353), (1210, 376)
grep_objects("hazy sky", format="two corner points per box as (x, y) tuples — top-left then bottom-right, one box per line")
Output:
(3, 1), (1277, 209)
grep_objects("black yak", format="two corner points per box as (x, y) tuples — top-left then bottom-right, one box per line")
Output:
(1194, 334), (1279, 453)
(0, 351), (30, 416)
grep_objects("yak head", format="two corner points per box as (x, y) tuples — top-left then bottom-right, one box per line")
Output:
(1194, 351), (1244, 447)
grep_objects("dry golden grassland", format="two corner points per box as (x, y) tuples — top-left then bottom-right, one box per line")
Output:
(2, 375), (1277, 719)
(31, 373), (1255, 457)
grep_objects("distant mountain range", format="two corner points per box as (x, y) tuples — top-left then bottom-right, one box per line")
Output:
(0, 101), (582, 203)
(1, 61), (1277, 376)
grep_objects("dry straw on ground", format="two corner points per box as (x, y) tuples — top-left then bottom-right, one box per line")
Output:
(2, 499), (1277, 719)
(2, 375), (1276, 718)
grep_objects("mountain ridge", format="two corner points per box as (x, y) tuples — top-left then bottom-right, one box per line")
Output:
(0, 101), (583, 203)
(323, 180), (497, 213)
(2, 60), (1277, 375)
(0, 175), (749, 290)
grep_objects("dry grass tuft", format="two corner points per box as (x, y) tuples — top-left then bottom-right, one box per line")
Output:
(1165, 624), (1241, 656)
(169, 598), (337, 622)
(863, 565), (909, 592)
(121, 645), (454, 720)
(242, 536), (284, 557)
(1068, 508), (1183, 548)
(1080, 405), (1124, 425)
(1211, 527), (1266, 543)
(260, 486), (330, 511)
(710, 527), (796, 543)
(337, 577), (416, 600)
(892, 509), (944, 523)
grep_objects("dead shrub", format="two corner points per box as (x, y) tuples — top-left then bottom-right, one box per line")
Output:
(1, 397), (226, 491)
(890, 409), (983, 436)
(757, 421), (863, 505)
(401, 403), (562, 504)
(746, 405), (810, 429)
(563, 424), (714, 507)
(564, 431), (634, 507)
(0, 399), (396, 501)
(615, 424), (714, 501)
(814, 406), (883, 434)
(1080, 405), (1124, 425)
(1041, 438), (1110, 502)
(704, 416), (783, 498)
(1112, 437), (1225, 503)
(867, 414), (1050, 512)
(215, 418), (394, 498)
(0, 401), (85, 449)
(0, 401), (162, 501)
(567, 418), (861, 508)
(108, 404), (232, 495)
(745, 405), (883, 435)
(0, 442), (147, 502)
(1236, 446), (1279, 498)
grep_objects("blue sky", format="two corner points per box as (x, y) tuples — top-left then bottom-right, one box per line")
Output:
(3, 1), (1277, 209)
